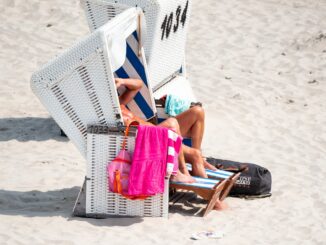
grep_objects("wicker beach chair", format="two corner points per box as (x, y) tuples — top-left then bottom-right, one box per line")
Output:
(31, 8), (165, 217)
(31, 8), (223, 218)
(79, 1), (240, 210)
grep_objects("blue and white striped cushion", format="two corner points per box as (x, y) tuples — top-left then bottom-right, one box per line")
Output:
(114, 31), (155, 121)
(186, 163), (233, 179)
(170, 176), (220, 189)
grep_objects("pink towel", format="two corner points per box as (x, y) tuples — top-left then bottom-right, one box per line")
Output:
(128, 125), (182, 196)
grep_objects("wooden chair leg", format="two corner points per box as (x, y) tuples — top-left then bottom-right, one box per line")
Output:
(203, 187), (222, 217)
(219, 172), (241, 201)
(170, 179), (228, 216)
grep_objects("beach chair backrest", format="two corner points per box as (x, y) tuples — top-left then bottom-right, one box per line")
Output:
(114, 31), (156, 120)
(31, 8), (155, 158)
(81, 0), (192, 88)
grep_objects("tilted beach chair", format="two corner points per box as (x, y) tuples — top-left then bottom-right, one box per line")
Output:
(186, 163), (242, 201)
(170, 177), (228, 217)
(81, 0), (192, 88)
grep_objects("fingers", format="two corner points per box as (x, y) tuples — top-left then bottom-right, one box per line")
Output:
(115, 78), (121, 88)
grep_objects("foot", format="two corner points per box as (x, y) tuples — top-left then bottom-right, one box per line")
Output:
(171, 172), (195, 183)
(203, 158), (217, 171)
(213, 200), (228, 211)
(179, 166), (192, 177)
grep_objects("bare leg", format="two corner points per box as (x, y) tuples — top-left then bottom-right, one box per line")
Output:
(183, 146), (207, 178)
(158, 117), (181, 134)
(183, 146), (228, 210)
(157, 109), (227, 210)
(214, 200), (228, 210)
(170, 170), (195, 183)
(202, 157), (218, 171)
(159, 118), (215, 174)
(175, 106), (205, 150)
(158, 118), (194, 182)
(178, 146), (192, 176)
(174, 107), (217, 170)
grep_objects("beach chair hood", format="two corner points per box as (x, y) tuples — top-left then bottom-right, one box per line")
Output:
(30, 7), (155, 158)
(100, 7), (146, 71)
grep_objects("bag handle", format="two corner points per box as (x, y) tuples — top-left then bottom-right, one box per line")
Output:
(114, 171), (122, 194)
(216, 164), (249, 173)
(121, 120), (139, 150)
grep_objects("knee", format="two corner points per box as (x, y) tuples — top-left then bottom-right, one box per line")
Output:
(165, 118), (180, 133)
(190, 148), (203, 163)
(190, 106), (205, 120)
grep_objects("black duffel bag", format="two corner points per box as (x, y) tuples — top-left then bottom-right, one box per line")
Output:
(206, 157), (272, 198)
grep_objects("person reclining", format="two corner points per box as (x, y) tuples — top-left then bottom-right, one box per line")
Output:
(116, 78), (227, 210)
(116, 78), (216, 178)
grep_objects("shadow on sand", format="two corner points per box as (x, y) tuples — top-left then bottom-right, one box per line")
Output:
(0, 117), (68, 142)
(0, 187), (144, 227)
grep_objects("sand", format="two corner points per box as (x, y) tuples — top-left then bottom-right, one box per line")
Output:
(1, 0), (326, 244)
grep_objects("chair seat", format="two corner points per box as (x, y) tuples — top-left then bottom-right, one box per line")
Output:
(170, 176), (220, 189)
(186, 163), (234, 179)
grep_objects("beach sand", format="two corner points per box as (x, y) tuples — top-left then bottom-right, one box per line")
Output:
(1, 0), (326, 244)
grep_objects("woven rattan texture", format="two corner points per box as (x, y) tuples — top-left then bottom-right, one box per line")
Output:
(81, 0), (192, 87)
(86, 126), (169, 217)
(31, 26), (122, 158)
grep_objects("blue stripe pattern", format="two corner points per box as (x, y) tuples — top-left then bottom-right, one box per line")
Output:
(126, 44), (148, 86)
(114, 31), (155, 120)
(132, 31), (138, 41)
(182, 138), (192, 147)
(170, 176), (220, 189)
(186, 163), (233, 178)
(115, 66), (153, 119)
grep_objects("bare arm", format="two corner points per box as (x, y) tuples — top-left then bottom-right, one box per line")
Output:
(115, 78), (143, 105)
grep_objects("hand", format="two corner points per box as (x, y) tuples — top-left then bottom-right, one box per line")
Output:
(115, 78), (123, 88)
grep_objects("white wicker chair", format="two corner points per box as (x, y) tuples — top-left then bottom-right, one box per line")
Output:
(81, 0), (192, 89)
(31, 8), (168, 218)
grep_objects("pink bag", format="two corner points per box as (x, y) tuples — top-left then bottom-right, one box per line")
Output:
(107, 122), (136, 194)
(107, 149), (131, 193)
(106, 121), (148, 200)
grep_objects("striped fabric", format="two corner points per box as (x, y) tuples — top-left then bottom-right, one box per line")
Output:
(186, 163), (233, 179)
(166, 129), (182, 175)
(114, 31), (155, 121)
(170, 176), (220, 190)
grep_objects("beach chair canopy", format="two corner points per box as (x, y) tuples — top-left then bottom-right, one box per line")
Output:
(31, 8), (156, 158)
(81, 0), (192, 88)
